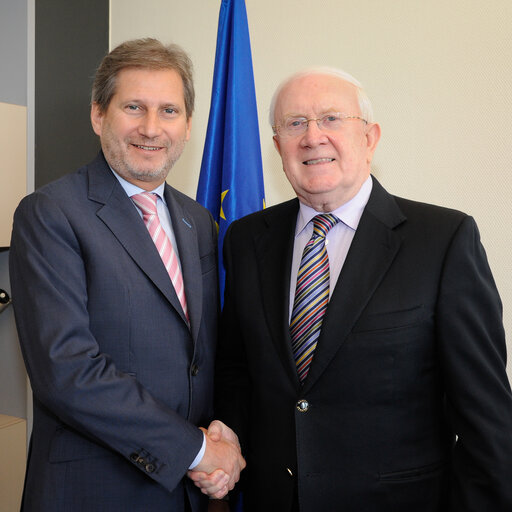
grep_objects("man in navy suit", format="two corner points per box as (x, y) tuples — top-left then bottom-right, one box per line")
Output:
(10, 38), (244, 511)
(208, 69), (512, 511)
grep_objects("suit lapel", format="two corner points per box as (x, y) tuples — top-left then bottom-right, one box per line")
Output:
(164, 184), (203, 342)
(303, 178), (406, 392)
(253, 199), (301, 388)
(87, 154), (190, 328)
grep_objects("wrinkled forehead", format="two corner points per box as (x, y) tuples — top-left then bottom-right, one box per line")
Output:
(275, 73), (360, 119)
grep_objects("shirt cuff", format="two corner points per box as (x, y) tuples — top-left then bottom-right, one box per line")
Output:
(188, 432), (206, 469)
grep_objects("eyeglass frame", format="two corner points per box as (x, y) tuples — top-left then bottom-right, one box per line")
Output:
(272, 112), (368, 137)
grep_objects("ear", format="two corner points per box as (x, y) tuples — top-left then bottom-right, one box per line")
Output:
(273, 134), (282, 156)
(90, 102), (104, 136)
(365, 122), (381, 163)
(185, 116), (192, 142)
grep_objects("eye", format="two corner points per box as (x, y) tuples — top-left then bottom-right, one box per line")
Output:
(323, 114), (341, 124)
(285, 118), (306, 129)
(126, 104), (140, 111)
(162, 107), (180, 117)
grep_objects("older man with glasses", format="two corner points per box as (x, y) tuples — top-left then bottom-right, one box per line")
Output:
(192, 68), (512, 512)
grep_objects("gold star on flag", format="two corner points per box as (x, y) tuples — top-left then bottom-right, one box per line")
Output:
(220, 190), (229, 220)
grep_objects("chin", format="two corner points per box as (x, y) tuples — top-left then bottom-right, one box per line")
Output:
(304, 179), (341, 194)
(126, 165), (168, 182)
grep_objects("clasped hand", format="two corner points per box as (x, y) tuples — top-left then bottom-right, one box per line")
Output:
(188, 420), (246, 499)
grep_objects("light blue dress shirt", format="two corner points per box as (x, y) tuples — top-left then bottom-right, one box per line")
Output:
(111, 170), (183, 269)
(289, 175), (373, 320)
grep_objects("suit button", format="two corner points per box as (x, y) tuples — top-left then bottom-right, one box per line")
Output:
(296, 399), (309, 412)
(145, 463), (155, 473)
(130, 452), (140, 462)
(191, 364), (199, 376)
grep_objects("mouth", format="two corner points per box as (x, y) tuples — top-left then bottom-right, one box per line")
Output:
(131, 144), (163, 152)
(303, 158), (335, 165)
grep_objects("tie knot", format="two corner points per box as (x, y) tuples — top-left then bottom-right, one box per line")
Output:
(132, 192), (158, 217)
(312, 214), (339, 238)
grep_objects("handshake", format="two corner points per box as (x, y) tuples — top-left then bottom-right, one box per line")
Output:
(188, 420), (246, 499)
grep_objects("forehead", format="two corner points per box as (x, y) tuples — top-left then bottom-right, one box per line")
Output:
(114, 67), (185, 103)
(276, 74), (360, 117)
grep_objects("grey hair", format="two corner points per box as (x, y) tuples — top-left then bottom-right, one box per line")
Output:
(269, 67), (374, 128)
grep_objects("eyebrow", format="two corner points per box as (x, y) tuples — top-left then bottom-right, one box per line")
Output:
(121, 99), (183, 109)
(284, 108), (340, 118)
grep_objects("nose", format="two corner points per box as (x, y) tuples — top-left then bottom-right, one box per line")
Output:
(138, 110), (162, 139)
(300, 119), (328, 148)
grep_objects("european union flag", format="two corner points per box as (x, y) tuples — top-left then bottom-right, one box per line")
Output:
(197, 0), (265, 301)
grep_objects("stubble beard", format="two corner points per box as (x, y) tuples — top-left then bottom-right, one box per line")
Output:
(104, 135), (188, 184)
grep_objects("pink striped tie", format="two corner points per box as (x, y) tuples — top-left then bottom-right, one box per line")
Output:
(132, 192), (188, 321)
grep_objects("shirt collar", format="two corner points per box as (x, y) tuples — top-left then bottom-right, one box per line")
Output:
(295, 175), (373, 237)
(110, 167), (167, 202)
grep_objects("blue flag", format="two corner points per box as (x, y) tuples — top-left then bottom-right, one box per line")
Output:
(197, 0), (265, 302)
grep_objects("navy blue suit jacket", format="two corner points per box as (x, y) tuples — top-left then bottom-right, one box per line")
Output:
(10, 152), (219, 511)
(216, 176), (512, 511)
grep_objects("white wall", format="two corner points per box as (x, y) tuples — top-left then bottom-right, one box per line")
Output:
(111, 0), (512, 380)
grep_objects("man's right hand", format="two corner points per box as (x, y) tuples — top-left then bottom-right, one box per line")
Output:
(188, 420), (246, 498)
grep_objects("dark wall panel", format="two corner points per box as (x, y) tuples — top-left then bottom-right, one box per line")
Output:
(35, 0), (108, 188)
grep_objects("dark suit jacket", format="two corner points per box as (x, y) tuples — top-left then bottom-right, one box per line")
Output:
(215, 176), (512, 512)
(9, 153), (219, 512)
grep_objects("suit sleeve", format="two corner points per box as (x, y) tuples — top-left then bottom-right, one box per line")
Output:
(9, 191), (204, 493)
(436, 215), (512, 510)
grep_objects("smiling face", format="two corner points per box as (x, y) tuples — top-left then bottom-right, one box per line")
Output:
(273, 73), (381, 212)
(91, 67), (192, 190)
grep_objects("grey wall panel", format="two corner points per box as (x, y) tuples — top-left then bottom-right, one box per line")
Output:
(35, 0), (108, 188)
(0, 250), (26, 419)
(0, 0), (28, 106)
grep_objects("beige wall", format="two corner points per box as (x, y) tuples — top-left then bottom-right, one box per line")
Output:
(0, 102), (27, 247)
(111, 0), (512, 379)
(0, 415), (26, 511)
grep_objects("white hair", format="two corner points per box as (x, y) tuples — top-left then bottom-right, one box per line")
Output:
(269, 67), (374, 128)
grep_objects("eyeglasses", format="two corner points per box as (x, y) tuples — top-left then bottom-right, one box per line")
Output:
(273, 113), (367, 138)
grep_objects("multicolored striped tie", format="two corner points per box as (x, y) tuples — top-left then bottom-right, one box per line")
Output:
(290, 214), (339, 382)
(132, 192), (188, 322)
